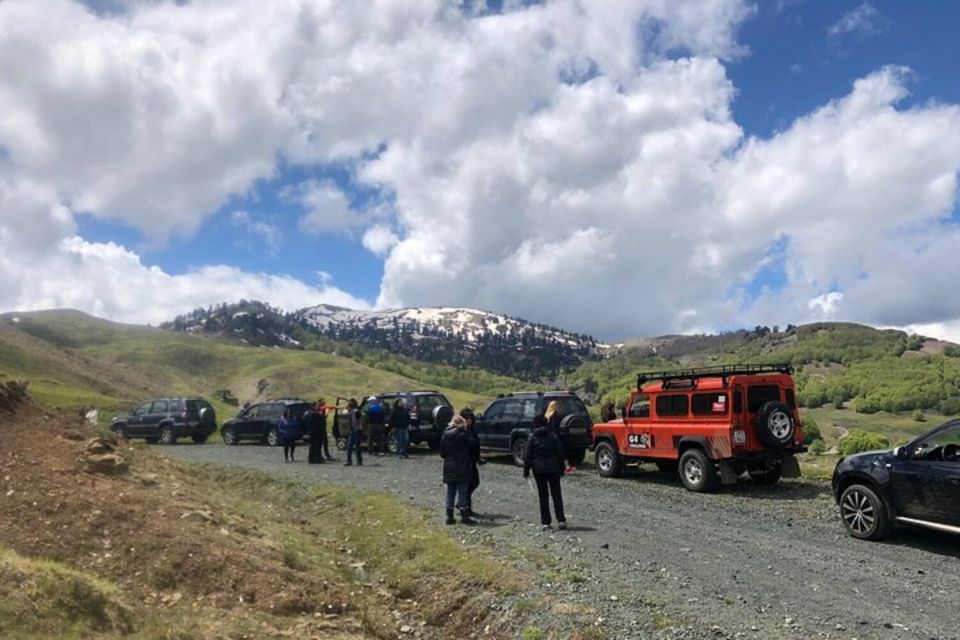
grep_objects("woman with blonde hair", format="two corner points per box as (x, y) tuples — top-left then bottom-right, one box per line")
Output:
(439, 415), (476, 525)
(544, 400), (575, 473)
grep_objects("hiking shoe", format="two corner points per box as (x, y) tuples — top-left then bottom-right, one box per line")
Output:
(558, 521), (568, 530)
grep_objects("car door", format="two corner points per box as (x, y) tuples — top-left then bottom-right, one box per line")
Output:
(892, 423), (960, 524)
(260, 403), (283, 439)
(143, 400), (168, 437)
(477, 399), (506, 449)
(236, 404), (262, 439)
(127, 401), (153, 436)
(497, 399), (523, 448)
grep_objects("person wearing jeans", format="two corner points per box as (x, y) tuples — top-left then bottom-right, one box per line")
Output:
(439, 415), (475, 525)
(344, 398), (363, 467)
(389, 398), (411, 458)
(523, 414), (567, 530)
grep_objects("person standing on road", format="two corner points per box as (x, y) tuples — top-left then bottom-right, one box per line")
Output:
(460, 408), (484, 518)
(390, 398), (411, 459)
(306, 400), (328, 464)
(366, 396), (387, 456)
(344, 398), (363, 467)
(279, 408), (298, 463)
(524, 413), (567, 530)
(440, 415), (476, 525)
(545, 399), (575, 474)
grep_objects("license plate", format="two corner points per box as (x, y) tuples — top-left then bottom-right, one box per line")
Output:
(733, 430), (746, 444)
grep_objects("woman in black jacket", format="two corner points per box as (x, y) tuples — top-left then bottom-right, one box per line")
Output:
(523, 414), (567, 530)
(439, 415), (477, 525)
(460, 408), (484, 518)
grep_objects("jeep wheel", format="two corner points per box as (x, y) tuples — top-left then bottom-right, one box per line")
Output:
(336, 437), (347, 451)
(566, 448), (586, 466)
(222, 426), (239, 445)
(754, 401), (796, 450)
(159, 425), (177, 445)
(191, 434), (208, 444)
(113, 424), (129, 439)
(594, 442), (622, 478)
(386, 431), (399, 455)
(749, 465), (782, 485)
(679, 448), (718, 493)
(511, 438), (527, 467)
(839, 484), (891, 540)
(266, 427), (280, 447)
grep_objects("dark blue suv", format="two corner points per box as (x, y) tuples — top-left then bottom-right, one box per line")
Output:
(832, 419), (960, 540)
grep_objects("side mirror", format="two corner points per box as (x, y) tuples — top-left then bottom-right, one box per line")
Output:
(894, 446), (912, 461)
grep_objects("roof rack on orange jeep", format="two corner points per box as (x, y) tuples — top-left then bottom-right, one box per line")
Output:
(636, 363), (794, 388)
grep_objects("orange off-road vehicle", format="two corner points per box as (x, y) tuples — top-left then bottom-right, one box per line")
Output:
(592, 364), (806, 492)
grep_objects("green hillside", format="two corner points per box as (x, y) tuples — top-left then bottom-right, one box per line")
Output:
(0, 310), (494, 420)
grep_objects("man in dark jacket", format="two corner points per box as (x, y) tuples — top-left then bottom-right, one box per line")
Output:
(306, 399), (329, 464)
(523, 414), (567, 530)
(389, 398), (411, 458)
(460, 408), (484, 518)
(440, 415), (476, 525)
(366, 396), (387, 456)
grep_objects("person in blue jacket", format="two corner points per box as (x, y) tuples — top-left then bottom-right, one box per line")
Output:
(278, 407), (299, 462)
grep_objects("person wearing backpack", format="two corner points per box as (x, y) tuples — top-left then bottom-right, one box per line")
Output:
(523, 413), (567, 530)
(366, 396), (387, 456)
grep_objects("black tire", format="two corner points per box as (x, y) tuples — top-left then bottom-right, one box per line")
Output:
(679, 448), (718, 493)
(749, 465), (782, 485)
(222, 426), (239, 446)
(566, 448), (586, 466)
(594, 441), (622, 478)
(432, 405), (453, 428)
(191, 434), (208, 444)
(511, 437), (527, 467)
(386, 431), (398, 455)
(113, 424), (129, 439)
(558, 414), (589, 433)
(199, 406), (216, 430)
(159, 425), (177, 445)
(266, 427), (280, 447)
(336, 437), (347, 451)
(754, 401), (796, 450)
(655, 461), (678, 473)
(839, 484), (891, 540)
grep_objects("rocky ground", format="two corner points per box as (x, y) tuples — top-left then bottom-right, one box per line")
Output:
(167, 441), (960, 640)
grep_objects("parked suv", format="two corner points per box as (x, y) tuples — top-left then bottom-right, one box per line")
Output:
(832, 419), (960, 540)
(111, 397), (217, 445)
(220, 398), (312, 446)
(475, 391), (592, 466)
(592, 364), (806, 492)
(332, 391), (454, 452)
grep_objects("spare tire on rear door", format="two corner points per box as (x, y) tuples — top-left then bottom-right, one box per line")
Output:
(432, 405), (453, 428)
(754, 401), (795, 449)
(558, 414), (588, 433)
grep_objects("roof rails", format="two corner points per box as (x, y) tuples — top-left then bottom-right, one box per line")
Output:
(637, 363), (794, 389)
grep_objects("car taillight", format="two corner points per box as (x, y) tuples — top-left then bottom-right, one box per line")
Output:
(410, 410), (418, 420)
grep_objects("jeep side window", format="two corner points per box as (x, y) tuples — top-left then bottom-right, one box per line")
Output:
(521, 399), (538, 419)
(134, 402), (152, 416)
(149, 400), (168, 414)
(656, 395), (689, 417)
(629, 394), (650, 418)
(747, 385), (781, 412)
(484, 401), (505, 420)
(501, 400), (522, 420)
(692, 393), (727, 416)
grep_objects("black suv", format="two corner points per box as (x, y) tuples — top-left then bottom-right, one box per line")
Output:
(475, 391), (592, 466)
(832, 419), (960, 540)
(333, 391), (454, 452)
(111, 397), (216, 444)
(220, 398), (312, 446)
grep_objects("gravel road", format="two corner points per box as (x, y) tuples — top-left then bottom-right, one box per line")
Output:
(165, 443), (960, 640)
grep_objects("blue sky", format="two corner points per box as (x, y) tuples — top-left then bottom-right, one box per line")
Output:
(2, 0), (960, 340)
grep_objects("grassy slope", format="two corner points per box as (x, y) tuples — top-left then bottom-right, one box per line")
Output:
(0, 310), (489, 419)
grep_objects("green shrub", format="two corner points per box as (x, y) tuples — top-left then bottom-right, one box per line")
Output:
(838, 430), (890, 456)
(912, 408), (926, 422)
(809, 439), (827, 455)
(940, 397), (960, 415)
(801, 415), (821, 444)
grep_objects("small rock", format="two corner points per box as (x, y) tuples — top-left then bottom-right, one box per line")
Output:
(400, 625), (413, 634)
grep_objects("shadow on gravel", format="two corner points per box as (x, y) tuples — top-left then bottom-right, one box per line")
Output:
(878, 527), (960, 559)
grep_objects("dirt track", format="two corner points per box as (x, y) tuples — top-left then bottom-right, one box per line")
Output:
(166, 443), (960, 640)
